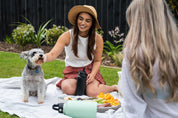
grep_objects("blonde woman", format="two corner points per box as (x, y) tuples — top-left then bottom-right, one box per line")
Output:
(121, 0), (178, 117)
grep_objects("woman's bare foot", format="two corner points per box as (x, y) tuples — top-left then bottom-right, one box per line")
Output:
(112, 85), (118, 92)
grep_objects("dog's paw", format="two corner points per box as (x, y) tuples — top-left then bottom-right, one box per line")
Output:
(38, 101), (44, 104)
(23, 99), (28, 103)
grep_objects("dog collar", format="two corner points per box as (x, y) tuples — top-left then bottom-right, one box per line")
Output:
(27, 65), (39, 73)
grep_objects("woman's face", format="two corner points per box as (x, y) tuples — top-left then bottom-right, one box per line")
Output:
(77, 12), (93, 35)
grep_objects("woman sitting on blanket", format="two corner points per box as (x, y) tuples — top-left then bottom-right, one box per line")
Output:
(44, 5), (118, 97)
(121, 0), (178, 118)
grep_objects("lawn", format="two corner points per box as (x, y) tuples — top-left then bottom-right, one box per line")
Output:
(0, 51), (121, 117)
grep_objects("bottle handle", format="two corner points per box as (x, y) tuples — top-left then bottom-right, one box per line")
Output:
(52, 103), (64, 113)
(52, 104), (59, 110)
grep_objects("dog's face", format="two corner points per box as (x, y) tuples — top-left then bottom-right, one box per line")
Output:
(20, 48), (46, 65)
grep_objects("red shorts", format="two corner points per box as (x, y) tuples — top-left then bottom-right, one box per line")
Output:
(56, 62), (106, 88)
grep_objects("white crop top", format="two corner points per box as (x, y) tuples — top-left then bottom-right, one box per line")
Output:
(64, 29), (96, 67)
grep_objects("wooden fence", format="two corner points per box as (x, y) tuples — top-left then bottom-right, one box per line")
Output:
(0, 0), (132, 43)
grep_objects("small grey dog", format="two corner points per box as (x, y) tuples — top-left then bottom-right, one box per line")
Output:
(20, 48), (47, 104)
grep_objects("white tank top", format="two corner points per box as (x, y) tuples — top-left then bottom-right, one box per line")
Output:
(65, 29), (96, 67)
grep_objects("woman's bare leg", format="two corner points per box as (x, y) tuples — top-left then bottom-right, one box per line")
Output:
(86, 79), (118, 97)
(61, 79), (77, 95)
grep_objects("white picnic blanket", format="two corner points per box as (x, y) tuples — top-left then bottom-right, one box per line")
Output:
(0, 77), (125, 118)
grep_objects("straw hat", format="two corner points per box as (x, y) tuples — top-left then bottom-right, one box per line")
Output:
(68, 5), (101, 29)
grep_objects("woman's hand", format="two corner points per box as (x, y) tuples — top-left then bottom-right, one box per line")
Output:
(86, 73), (95, 85)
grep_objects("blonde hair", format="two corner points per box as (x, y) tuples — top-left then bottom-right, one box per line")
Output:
(124, 0), (178, 102)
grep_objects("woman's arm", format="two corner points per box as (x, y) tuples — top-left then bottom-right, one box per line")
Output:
(45, 31), (70, 62)
(87, 33), (103, 84)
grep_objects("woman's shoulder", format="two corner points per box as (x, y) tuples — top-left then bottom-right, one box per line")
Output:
(94, 33), (103, 48)
(61, 30), (70, 37)
(95, 33), (103, 42)
(59, 30), (71, 45)
(62, 29), (73, 38)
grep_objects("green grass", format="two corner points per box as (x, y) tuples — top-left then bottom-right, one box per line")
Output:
(0, 51), (65, 79)
(0, 51), (120, 85)
(0, 111), (19, 118)
(0, 51), (121, 117)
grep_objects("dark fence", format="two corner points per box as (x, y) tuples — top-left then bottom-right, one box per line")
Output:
(0, 0), (132, 43)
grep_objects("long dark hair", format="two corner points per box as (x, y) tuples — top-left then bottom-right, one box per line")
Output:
(72, 12), (96, 60)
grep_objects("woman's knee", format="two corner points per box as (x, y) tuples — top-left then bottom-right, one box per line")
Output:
(61, 80), (76, 95)
(86, 88), (100, 97)
(86, 83), (100, 97)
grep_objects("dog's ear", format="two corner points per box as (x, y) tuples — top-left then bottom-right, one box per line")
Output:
(20, 51), (29, 59)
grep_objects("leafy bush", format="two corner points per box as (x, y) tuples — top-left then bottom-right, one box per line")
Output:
(112, 52), (123, 67)
(12, 23), (35, 47)
(11, 17), (52, 47)
(3, 35), (14, 44)
(45, 25), (68, 46)
(32, 19), (52, 47)
(103, 26), (125, 67)
(104, 40), (122, 57)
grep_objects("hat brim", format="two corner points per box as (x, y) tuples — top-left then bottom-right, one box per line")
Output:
(68, 5), (101, 29)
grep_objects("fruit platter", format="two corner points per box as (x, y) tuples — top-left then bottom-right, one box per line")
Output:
(58, 92), (121, 113)
(95, 92), (120, 112)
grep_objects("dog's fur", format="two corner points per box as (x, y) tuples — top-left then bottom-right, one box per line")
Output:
(20, 48), (47, 104)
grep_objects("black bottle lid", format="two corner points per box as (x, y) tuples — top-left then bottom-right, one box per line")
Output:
(79, 68), (87, 78)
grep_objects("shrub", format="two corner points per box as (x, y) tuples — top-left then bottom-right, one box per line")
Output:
(112, 52), (123, 67)
(12, 23), (35, 47)
(3, 35), (14, 44)
(103, 26), (125, 67)
(45, 25), (68, 46)
(32, 19), (52, 47)
(104, 40), (122, 58)
(11, 17), (52, 47)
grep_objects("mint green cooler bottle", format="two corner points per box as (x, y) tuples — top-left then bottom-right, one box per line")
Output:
(53, 100), (97, 118)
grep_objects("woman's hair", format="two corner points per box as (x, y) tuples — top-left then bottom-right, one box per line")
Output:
(124, 0), (178, 102)
(72, 12), (96, 60)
